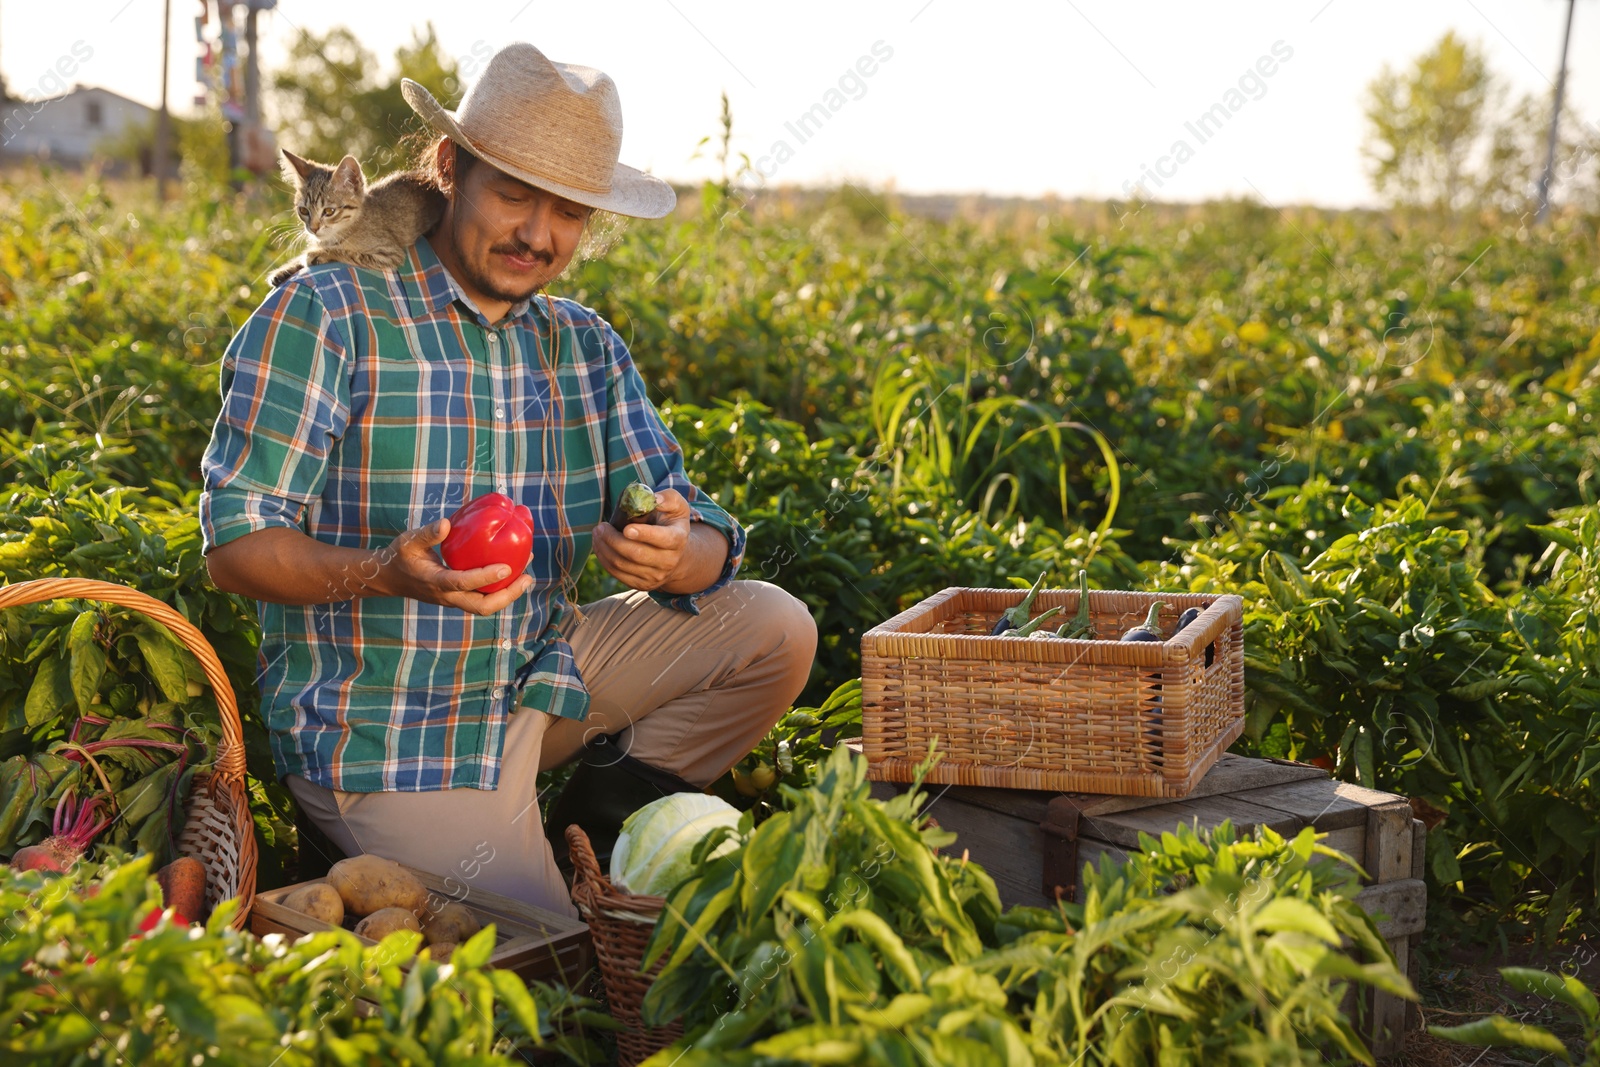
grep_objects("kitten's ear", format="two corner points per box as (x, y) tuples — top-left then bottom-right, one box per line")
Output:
(280, 149), (314, 183)
(333, 155), (366, 194)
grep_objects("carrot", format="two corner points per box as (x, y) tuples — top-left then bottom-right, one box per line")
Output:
(155, 856), (206, 924)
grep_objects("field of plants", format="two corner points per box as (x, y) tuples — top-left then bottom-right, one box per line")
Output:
(3, 160), (1600, 1062)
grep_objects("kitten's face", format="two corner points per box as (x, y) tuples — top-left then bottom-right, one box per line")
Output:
(282, 151), (365, 243)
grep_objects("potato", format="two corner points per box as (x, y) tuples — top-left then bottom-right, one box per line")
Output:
(422, 902), (481, 946)
(353, 907), (422, 941)
(282, 882), (344, 926)
(423, 941), (457, 965)
(327, 854), (428, 917)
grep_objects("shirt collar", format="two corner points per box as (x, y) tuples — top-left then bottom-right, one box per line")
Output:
(413, 235), (550, 329)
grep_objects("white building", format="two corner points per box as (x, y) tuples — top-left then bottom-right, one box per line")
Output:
(1, 85), (155, 166)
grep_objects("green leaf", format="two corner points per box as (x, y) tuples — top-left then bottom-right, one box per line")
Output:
(741, 811), (805, 921)
(489, 969), (544, 1040)
(1429, 1016), (1571, 1058)
(451, 923), (496, 972)
(825, 909), (924, 992)
(67, 610), (106, 716)
(134, 624), (190, 702)
(1500, 967), (1600, 1021)
(846, 992), (934, 1029)
(1529, 523), (1582, 553)
(24, 653), (73, 728)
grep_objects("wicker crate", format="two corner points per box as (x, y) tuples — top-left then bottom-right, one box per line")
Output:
(861, 586), (1245, 797)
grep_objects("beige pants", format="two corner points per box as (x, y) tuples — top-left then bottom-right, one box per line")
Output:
(287, 579), (817, 919)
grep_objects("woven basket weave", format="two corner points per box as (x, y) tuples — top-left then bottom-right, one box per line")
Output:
(0, 578), (258, 928)
(564, 824), (683, 1067)
(862, 587), (1245, 797)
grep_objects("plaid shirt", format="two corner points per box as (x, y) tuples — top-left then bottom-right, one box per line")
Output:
(199, 237), (745, 793)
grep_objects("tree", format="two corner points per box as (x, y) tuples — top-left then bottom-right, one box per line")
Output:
(1363, 32), (1494, 211)
(1488, 97), (1600, 220)
(268, 23), (458, 172)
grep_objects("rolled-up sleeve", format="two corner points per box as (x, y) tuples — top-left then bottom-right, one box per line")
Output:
(199, 280), (351, 554)
(601, 322), (746, 614)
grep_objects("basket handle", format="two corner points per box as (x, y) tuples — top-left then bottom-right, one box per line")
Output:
(564, 823), (605, 888)
(0, 579), (247, 781)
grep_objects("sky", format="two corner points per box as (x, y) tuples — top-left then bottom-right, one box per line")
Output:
(2, 1), (1595, 209)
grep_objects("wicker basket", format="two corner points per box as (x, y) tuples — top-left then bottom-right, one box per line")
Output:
(564, 824), (683, 1067)
(0, 578), (258, 928)
(861, 587), (1245, 797)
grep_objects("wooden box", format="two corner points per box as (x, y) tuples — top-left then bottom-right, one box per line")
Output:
(861, 587), (1245, 796)
(865, 751), (1425, 1058)
(251, 864), (591, 988)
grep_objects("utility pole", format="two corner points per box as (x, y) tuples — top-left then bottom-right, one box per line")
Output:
(155, 0), (172, 199)
(244, 1), (259, 132)
(1535, 0), (1578, 224)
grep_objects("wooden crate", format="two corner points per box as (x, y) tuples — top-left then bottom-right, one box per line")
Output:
(251, 863), (591, 988)
(865, 751), (1425, 1058)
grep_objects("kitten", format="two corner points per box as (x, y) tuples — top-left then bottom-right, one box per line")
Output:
(270, 150), (445, 286)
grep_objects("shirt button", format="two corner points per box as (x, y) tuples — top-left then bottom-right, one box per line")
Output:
(491, 687), (504, 699)
(498, 484), (508, 494)
(495, 408), (505, 418)
(501, 639), (512, 650)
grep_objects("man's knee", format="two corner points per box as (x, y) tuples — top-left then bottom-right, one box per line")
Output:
(716, 580), (817, 664)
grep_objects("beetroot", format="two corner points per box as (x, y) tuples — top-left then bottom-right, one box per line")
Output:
(10, 794), (113, 873)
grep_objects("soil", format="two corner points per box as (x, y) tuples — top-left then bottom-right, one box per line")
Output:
(1385, 930), (1599, 1065)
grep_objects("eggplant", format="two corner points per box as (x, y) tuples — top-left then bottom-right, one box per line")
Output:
(990, 570), (1049, 635)
(1014, 606), (1064, 637)
(1172, 605), (1216, 666)
(609, 481), (661, 531)
(1120, 602), (1166, 642)
(1055, 569), (1097, 640)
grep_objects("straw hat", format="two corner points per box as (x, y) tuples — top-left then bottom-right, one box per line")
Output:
(401, 42), (675, 219)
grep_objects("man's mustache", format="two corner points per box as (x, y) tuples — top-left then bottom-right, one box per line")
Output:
(489, 243), (553, 265)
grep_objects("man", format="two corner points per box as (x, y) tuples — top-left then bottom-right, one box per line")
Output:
(199, 43), (816, 917)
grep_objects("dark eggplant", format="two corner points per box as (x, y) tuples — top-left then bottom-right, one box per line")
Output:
(1014, 606), (1064, 637)
(609, 481), (661, 531)
(1120, 602), (1166, 642)
(1055, 569), (1097, 640)
(991, 570), (1049, 635)
(1172, 605), (1216, 666)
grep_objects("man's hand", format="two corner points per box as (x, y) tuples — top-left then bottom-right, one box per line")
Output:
(377, 518), (533, 615)
(592, 488), (694, 592)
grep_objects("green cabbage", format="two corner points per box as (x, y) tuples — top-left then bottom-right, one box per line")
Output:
(609, 792), (741, 897)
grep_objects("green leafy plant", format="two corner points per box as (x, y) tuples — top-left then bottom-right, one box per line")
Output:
(639, 745), (1411, 1065)
(0, 853), (611, 1064)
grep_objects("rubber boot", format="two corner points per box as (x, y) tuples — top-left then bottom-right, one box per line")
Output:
(543, 733), (702, 878)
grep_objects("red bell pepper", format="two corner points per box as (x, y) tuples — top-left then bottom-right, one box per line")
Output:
(439, 492), (534, 593)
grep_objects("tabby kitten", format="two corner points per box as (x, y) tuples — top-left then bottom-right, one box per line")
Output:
(270, 149), (445, 286)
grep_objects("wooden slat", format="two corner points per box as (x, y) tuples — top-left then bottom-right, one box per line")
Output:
(1367, 936), (1411, 1058)
(1365, 802), (1414, 884)
(1227, 776), (1373, 831)
(1320, 825), (1366, 863)
(1083, 794), (1305, 850)
(913, 790), (1049, 908)
(1411, 819), (1427, 882)
(1071, 839), (1133, 901)
(1355, 879), (1427, 939)
(898, 753), (1330, 825)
